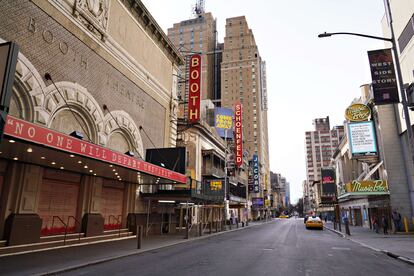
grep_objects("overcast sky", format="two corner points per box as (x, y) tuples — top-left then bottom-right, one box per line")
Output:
(141, 0), (386, 203)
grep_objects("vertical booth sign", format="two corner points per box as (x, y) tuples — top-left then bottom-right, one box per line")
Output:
(188, 54), (201, 123)
(234, 103), (243, 167)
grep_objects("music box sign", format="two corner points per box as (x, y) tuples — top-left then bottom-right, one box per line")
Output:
(345, 180), (388, 194)
(345, 104), (371, 122)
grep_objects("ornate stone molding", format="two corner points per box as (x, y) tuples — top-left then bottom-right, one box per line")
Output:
(73, 0), (109, 41)
(103, 110), (144, 157)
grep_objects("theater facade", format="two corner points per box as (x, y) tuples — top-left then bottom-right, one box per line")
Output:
(0, 0), (184, 246)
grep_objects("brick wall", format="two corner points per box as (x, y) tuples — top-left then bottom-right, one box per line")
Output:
(0, 0), (167, 149)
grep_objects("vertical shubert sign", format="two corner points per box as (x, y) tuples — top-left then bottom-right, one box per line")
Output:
(234, 103), (243, 167)
(188, 54), (201, 123)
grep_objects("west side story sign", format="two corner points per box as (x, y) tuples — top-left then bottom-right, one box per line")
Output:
(367, 48), (399, 105)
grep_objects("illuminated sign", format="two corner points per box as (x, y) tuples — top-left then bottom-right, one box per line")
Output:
(4, 116), (187, 183)
(209, 180), (222, 191)
(345, 180), (388, 193)
(345, 104), (371, 122)
(188, 54), (201, 123)
(252, 154), (260, 193)
(252, 197), (264, 208)
(234, 103), (243, 167)
(321, 167), (336, 205)
(348, 121), (377, 158)
(214, 107), (233, 138)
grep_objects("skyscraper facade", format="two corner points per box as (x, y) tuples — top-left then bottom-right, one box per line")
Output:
(167, 13), (218, 102)
(221, 16), (270, 196)
(304, 117), (344, 210)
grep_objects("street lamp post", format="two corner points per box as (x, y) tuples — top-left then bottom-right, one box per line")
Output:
(318, 0), (414, 215)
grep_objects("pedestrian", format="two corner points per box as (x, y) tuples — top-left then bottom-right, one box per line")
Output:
(391, 210), (402, 233)
(382, 215), (389, 235)
(372, 216), (379, 233)
(324, 216), (327, 223)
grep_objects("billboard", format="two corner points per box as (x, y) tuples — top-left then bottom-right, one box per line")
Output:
(188, 54), (201, 123)
(252, 154), (260, 193)
(234, 103), (243, 167)
(252, 197), (264, 208)
(214, 107), (233, 138)
(321, 167), (336, 205)
(348, 121), (378, 158)
(145, 147), (186, 174)
(207, 179), (222, 191)
(367, 48), (399, 105)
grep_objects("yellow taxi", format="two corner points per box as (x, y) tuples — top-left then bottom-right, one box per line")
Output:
(305, 216), (323, 230)
(278, 214), (289, 218)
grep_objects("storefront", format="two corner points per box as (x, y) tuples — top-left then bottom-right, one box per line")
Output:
(0, 116), (186, 245)
(338, 180), (390, 229)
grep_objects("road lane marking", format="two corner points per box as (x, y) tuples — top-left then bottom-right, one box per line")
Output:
(331, 247), (351, 251)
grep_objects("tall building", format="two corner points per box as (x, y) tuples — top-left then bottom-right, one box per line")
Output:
(380, 0), (414, 222)
(0, 0), (186, 249)
(304, 117), (344, 210)
(167, 12), (218, 103)
(221, 16), (270, 198)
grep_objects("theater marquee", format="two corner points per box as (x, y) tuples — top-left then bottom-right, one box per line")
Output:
(4, 116), (187, 183)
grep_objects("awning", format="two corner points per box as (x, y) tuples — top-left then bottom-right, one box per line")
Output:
(338, 191), (389, 201)
(1, 115), (186, 184)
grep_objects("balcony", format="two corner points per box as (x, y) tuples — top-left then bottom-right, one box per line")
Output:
(140, 178), (224, 204)
(202, 149), (225, 178)
(202, 166), (225, 178)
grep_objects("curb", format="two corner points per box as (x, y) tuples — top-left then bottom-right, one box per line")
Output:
(323, 225), (345, 238)
(324, 226), (414, 266)
(38, 220), (274, 275)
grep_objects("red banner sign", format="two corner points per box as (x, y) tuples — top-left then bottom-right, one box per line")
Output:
(188, 54), (201, 123)
(234, 103), (243, 167)
(3, 116), (187, 183)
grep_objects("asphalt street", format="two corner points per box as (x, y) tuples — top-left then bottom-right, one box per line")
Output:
(62, 218), (414, 276)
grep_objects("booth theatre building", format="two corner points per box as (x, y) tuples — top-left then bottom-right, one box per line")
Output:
(0, 0), (185, 249)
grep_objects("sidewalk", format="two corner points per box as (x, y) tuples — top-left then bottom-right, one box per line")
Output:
(0, 220), (273, 276)
(324, 221), (414, 265)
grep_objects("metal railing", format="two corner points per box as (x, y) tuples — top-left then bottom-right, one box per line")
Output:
(67, 215), (82, 243)
(108, 215), (122, 238)
(50, 215), (82, 245)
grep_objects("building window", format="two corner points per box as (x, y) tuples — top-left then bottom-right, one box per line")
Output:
(398, 14), (414, 53)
